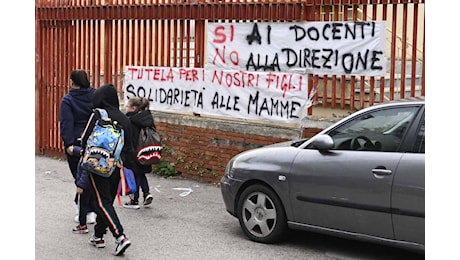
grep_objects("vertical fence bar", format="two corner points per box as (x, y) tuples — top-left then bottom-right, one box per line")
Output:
(42, 22), (49, 153)
(410, 3), (418, 97)
(85, 20), (90, 72)
(180, 19), (184, 67)
(195, 20), (202, 68)
(359, 3), (366, 110)
(148, 19), (152, 66)
(369, 3), (377, 106)
(137, 20), (142, 66)
(323, 3), (329, 108)
(380, 3), (387, 103)
(91, 20), (96, 87)
(58, 22), (65, 152)
(142, 19), (148, 67)
(173, 20), (178, 67)
(160, 19), (165, 66)
(186, 19), (190, 67)
(421, 15), (425, 96)
(114, 20), (120, 92)
(35, 20), (42, 153)
(105, 19), (113, 84)
(155, 19), (160, 66)
(340, 3), (347, 109)
(390, 4), (397, 100)
(331, 4), (340, 109)
(47, 22), (55, 152)
(313, 3), (320, 106)
(97, 20), (102, 87)
(400, 2), (408, 99)
(130, 19), (135, 67)
(53, 22), (60, 153)
(166, 20), (171, 66)
(350, 4), (358, 110)
(121, 19), (127, 88)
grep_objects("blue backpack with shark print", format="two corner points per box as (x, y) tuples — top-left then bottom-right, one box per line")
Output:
(81, 108), (124, 177)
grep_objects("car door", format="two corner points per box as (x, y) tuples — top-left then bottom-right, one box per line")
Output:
(391, 113), (425, 245)
(289, 104), (423, 239)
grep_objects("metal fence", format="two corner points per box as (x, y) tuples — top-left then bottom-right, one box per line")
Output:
(35, 0), (425, 156)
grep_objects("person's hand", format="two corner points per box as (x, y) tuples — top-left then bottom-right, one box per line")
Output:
(76, 187), (84, 194)
(66, 145), (74, 156)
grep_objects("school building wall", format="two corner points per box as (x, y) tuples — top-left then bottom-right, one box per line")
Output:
(152, 110), (330, 184)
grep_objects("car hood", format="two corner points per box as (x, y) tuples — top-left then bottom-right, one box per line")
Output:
(229, 142), (303, 179)
(263, 138), (310, 148)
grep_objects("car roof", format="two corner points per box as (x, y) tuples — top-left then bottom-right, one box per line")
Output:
(364, 97), (425, 110)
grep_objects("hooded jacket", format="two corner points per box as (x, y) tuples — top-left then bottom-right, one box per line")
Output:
(59, 87), (95, 149)
(126, 109), (157, 173)
(76, 84), (135, 189)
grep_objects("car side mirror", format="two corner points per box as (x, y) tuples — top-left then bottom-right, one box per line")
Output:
(310, 134), (334, 150)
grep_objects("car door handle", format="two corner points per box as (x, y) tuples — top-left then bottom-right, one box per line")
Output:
(372, 168), (392, 176)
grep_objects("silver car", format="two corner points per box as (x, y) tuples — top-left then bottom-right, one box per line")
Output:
(220, 99), (425, 252)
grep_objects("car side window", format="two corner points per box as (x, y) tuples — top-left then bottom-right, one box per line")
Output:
(412, 115), (425, 153)
(328, 106), (419, 152)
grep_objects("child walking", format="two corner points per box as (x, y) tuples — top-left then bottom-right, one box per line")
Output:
(123, 97), (156, 209)
(59, 70), (97, 225)
(78, 84), (135, 256)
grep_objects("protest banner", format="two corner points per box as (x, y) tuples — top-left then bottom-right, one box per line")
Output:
(124, 66), (313, 124)
(207, 21), (386, 77)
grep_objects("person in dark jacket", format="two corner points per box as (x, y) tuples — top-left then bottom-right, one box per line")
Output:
(78, 83), (135, 256)
(123, 97), (156, 209)
(59, 69), (97, 232)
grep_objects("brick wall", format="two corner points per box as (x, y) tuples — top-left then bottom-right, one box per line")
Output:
(153, 111), (332, 184)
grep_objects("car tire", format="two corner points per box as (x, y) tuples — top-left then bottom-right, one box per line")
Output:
(237, 184), (287, 244)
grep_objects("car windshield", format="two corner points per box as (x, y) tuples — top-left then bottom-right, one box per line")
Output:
(344, 109), (416, 135)
(328, 106), (420, 152)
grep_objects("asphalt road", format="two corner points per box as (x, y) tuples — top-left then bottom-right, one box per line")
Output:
(35, 155), (424, 260)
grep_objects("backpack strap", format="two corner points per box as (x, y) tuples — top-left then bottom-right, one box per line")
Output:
(80, 112), (95, 141)
(94, 108), (109, 120)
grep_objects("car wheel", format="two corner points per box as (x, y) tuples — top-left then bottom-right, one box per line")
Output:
(237, 184), (287, 244)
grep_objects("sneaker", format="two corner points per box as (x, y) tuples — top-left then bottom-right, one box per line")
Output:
(123, 200), (140, 209)
(87, 212), (97, 224)
(114, 235), (131, 256)
(89, 235), (105, 248)
(74, 215), (79, 223)
(144, 194), (153, 206)
(72, 224), (88, 234)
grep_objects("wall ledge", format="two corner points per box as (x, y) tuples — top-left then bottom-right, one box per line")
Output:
(152, 111), (336, 140)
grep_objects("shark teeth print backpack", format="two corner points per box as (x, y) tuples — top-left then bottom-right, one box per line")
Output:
(81, 108), (124, 177)
(136, 126), (162, 165)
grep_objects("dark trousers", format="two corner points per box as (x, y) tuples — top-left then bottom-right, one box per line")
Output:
(89, 169), (125, 239)
(66, 153), (97, 215)
(77, 188), (97, 226)
(65, 154), (80, 205)
(65, 153), (80, 181)
(133, 170), (150, 203)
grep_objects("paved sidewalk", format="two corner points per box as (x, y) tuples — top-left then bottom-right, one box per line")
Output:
(35, 155), (423, 260)
(35, 155), (239, 260)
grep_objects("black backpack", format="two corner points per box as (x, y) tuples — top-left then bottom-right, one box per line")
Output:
(136, 126), (163, 165)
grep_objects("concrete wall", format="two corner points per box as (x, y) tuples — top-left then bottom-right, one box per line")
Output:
(152, 111), (335, 183)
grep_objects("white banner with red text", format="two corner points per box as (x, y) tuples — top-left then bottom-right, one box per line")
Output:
(123, 66), (313, 124)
